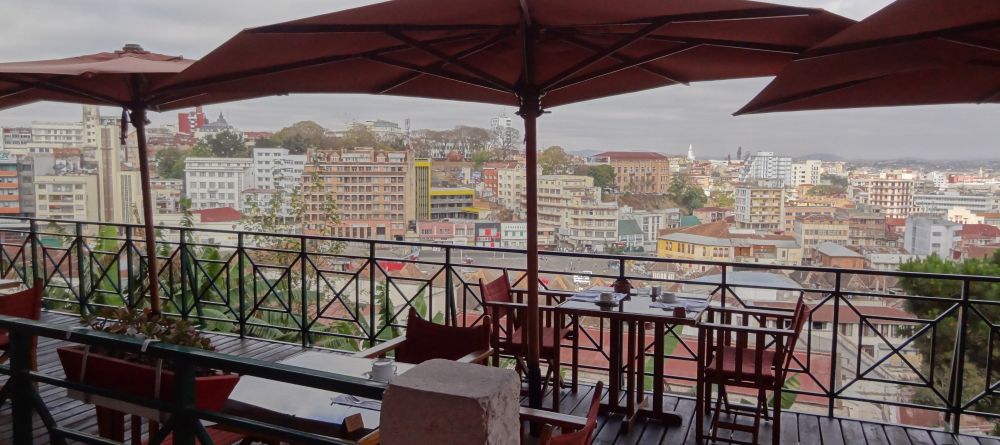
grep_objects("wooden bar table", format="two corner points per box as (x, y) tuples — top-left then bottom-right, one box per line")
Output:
(554, 290), (708, 431)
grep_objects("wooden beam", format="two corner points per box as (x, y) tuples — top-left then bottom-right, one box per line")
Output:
(547, 6), (818, 30)
(544, 44), (698, 93)
(365, 53), (513, 94)
(552, 32), (689, 85)
(375, 30), (513, 94)
(801, 19), (1000, 59)
(735, 75), (886, 115)
(387, 31), (515, 92)
(250, 23), (516, 34)
(0, 74), (124, 106)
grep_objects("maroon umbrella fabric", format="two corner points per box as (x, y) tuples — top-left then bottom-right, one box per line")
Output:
(736, 0), (1000, 114)
(0, 45), (196, 315)
(152, 0), (851, 408)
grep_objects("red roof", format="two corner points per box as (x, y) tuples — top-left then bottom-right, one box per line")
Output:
(592, 151), (669, 161)
(961, 224), (1000, 239)
(193, 207), (242, 222)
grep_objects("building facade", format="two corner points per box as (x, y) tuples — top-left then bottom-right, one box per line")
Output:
(734, 180), (785, 233)
(741, 151), (792, 185)
(850, 171), (916, 218)
(34, 175), (99, 221)
(429, 188), (476, 220)
(791, 160), (822, 187)
(914, 191), (999, 215)
(903, 215), (962, 258)
(587, 151), (670, 194)
(183, 157), (254, 210)
(794, 213), (851, 253)
(534, 175), (619, 251)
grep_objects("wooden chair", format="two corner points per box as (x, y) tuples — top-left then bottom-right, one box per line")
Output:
(479, 271), (572, 409)
(355, 308), (492, 364)
(524, 381), (602, 445)
(0, 279), (43, 408)
(696, 297), (808, 445)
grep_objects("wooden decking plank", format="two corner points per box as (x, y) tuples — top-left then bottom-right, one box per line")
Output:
(798, 412), (822, 445)
(976, 436), (1000, 445)
(840, 419), (867, 445)
(779, 412), (798, 445)
(862, 422), (891, 445)
(906, 428), (936, 445)
(680, 398), (708, 445)
(818, 416), (846, 445)
(885, 425), (914, 445)
(931, 431), (959, 445)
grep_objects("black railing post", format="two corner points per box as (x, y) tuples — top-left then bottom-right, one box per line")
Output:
(829, 271), (842, 417)
(951, 278), (972, 432)
(369, 241), (377, 347)
(179, 228), (189, 319)
(237, 232), (246, 338)
(445, 246), (455, 326)
(28, 219), (39, 284)
(75, 222), (87, 314)
(720, 265), (727, 308)
(171, 358), (198, 445)
(125, 227), (135, 309)
(300, 236), (309, 347)
(9, 329), (34, 444)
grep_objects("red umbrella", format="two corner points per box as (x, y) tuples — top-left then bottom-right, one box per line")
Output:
(152, 0), (851, 406)
(0, 44), (196, 315)
(737, 0), (1000, 114)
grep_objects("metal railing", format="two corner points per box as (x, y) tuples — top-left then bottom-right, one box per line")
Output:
(2, 216), (1000, 434)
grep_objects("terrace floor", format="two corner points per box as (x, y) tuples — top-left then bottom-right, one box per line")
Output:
(2, 312), (997, 445)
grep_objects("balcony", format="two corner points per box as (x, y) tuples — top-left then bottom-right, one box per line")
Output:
(2, 217), (1000, 444)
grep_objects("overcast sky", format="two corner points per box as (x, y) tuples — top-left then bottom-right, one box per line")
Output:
(1, 0), (997, 160)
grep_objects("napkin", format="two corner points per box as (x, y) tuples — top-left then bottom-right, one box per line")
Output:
(570, 291), (627, 303)
(650, 298), (709, 313)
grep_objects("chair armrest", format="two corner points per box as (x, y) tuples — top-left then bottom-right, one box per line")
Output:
(457, 348), (493, 364)
(353, 336), (407, 359)
(698, 322), (795, 337)
(482, 301), (561, 311)
(705, 306), (796, 319)
(518, 407), (588, 432)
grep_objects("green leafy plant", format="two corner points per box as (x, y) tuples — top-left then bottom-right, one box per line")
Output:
(80, 307), (216, 371)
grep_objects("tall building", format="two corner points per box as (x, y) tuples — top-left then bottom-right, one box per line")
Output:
(414, 159), (432, 221)
(30, 121), (84, 147)
(0, 152), (20, 215)
(1, 127), (32, 147)
(734, 180), (785, 233)
(428, 188), (476, 220)
(532, 175), (619, 251)
(497, 164), (528, 216)
(904, 215), (961, 258)
(794, 213), (850, 254)
(184, 157), (253, 210)
(96, 123), (142, 223)
(302, 148), (410, 240)
(177, 106), (208, 135)
(587, 151), (670, 194)
(242, 148), (306, 219)
(850, 171), (916, 218)
(848, 205), (891, 247)
(791, 160), (822, 187)
(34, 175), (99, 220)
(741, 151), (792, 185)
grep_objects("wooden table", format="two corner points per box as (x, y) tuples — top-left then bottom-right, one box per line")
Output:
(222, 351), (415, 439)
(0, 279), (23, 291)
(554, 291), (708, 430)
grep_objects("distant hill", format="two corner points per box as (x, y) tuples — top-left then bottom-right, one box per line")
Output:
(794, 153), (846, 161)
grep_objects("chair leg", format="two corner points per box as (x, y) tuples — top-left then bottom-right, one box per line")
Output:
(772, 387), (782, 445)
(696, 379), (705, 444)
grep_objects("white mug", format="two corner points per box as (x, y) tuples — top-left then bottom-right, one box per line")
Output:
(371, 358), (397, 382)
(599, 292), (614, 303)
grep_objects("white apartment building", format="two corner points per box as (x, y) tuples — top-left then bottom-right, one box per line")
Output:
(500, 222), (528, 249)
(497, 164), (528, 216)
(913, 191), (999, 215)
(734, 180), (785, 233)
(30, 121), (84, 147)
(850, 171), (916, 218)
(243, 148), (306, 218)
(791, 160), (822, 187)
(34, 175), (99, 221)
(532, 175), (619, 251)
(904, 215), (962, 258)
(184, 157), (253, 210)
(741, 151), (792, 186)
(620, 207), (682, 244)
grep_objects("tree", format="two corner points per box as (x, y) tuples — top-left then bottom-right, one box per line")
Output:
(822, 173), (849, 188)
(806, 184), (846, 196)
(471, 150), (492, 169)
(712, 191), (735, 208)
(273, 121), (330, 153)
(196, 130), (248, 158)
(539, 146), (571, 174)
(573, 164), (616, 189)
(667, 174), (707, 213)
(156, 147), (187, 179)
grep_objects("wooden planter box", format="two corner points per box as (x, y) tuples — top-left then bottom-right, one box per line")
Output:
(57, 345), (239, 419)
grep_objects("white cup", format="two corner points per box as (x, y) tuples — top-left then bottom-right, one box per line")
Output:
(599, 292), (614, 303)
(660, 292), (677, 304)
(371, 358), (397, 382)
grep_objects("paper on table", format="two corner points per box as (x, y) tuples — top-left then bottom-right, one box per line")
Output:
(332, 394), (382, 411)
(569, 291), (627, 303)
(650, 298), (709, 313)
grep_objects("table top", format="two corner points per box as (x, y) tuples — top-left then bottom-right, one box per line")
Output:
(556, 289), (709, 325)
(0, 279), (23, 290)
(228, 351), (415, 429)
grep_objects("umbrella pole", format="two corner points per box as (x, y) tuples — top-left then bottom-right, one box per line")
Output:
(130, 107), (161, 315)
(519, 93), (543, 410)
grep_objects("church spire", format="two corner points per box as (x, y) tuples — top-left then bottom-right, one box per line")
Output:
(687, 144), (695, 161)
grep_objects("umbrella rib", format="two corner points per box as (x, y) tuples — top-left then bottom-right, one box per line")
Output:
(545, 44), (698, 93)
(374, 30), (514, 95)
(0, 83), (37, 101)
(250, 23), (517, 34)
(387, 30), (515, 92)
(551, 6), (820, 29)
(0, 74), (125, 107)
(734, 75), (886, 115)
(151, 33), (484, 105)
(365, 53), (513, 94)
(801, 19), (1000, 59)
(539, 19), (672, 92)
(634, 35), (804, 54)
(552, 32), (689, 85)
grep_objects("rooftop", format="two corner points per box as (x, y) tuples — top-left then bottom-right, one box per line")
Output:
(591, 151), (669, 161)
(815, 242), (863, 258)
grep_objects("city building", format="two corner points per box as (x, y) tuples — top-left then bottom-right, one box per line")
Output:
(0, 151), (20, 215)
(859, 247), (920, 271)
(657, 221), (803, 272)
(151, 179), (183, 214)
(29, 121), (83, 147)
(413, 220), (476, 245)
(692, 207), (732, 224)
(812, 242), (864, 268)
(586, 151), (670, 194)
(782, 206), (839, 234)
(497, 164), (528, 216)
(34, 174), (99, 220)
(794, 213), (850, 253)
(413, 159), (431, 221)
(244, 148), (306, 219)
(177, 106), (208, 135)
(95, 123), (142, 223)
(194, 113), (235, 140)
(947, 207), (983, 225)
(500, 222), (527, 249)
(429, 188), (476, 220)
(741, 151), (792, 185)
(2, 127), (32, 147)
(734, 180), (785, 233)
(913, 191), (999, 215)
(850, 171), (916, 218)
(791, 160), (822, 187)
(183, 157), (253, 210)
(617, 219), (645, 250)
(959, 224), (1000, 247)
(15, 153), (54, 217)
(620, 207), (682, 246)
(302, 148), (411, 240)
(474, 222), (501, 248)
(848, 206), (892, 247)
(533, 175), (619, 251)
(903, 215), (961, 258)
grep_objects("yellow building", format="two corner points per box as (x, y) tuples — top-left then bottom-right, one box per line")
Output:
(428, 187), (477, 220)
(657, 221), (802, 272)
(34, 175), (99, 221)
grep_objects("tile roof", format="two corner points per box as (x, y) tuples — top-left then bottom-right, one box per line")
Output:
(815, 242), (862, 258)
(192, 207), (242, 222)
(961, 224), (1000, 239)
(592, 151), (669, 160)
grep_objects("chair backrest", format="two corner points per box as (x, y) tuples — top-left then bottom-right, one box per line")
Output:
(540, 380), (603, 445)
(479, 271), (513, 321)
(776, 296), (809, 380)
(0, 279), (43, 322)
(397, 308), (491, 364)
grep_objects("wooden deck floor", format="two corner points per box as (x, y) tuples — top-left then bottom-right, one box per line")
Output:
(3, 312), (998, 444)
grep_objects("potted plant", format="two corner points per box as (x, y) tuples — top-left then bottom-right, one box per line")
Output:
(57, 308), (239, 414)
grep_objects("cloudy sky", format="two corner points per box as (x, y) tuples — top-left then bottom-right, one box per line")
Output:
(1, 0), (997, 160)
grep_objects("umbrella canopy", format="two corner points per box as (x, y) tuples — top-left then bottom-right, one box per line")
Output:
(0, 44), (196, 315)
(736, 0), (1000, 114)
(151, 0), (851, 408)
